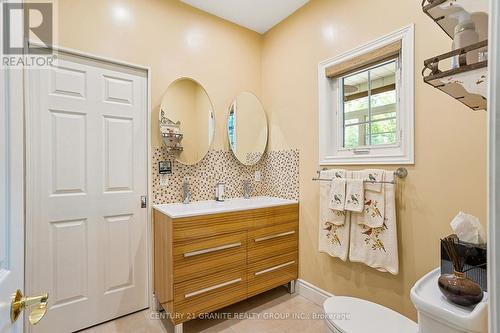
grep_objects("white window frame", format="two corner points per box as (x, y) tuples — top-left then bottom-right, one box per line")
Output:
(318, 24), (415, 165)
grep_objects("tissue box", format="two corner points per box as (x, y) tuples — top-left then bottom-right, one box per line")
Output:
(440, 237), (487, 291)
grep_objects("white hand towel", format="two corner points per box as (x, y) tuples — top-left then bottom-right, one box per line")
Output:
(345, 173), (364, 212)
(329, 177), (346, 211)
(348, 172), (399, 275)
(319, 170), (350, 261)
(363, 169), (384, 192)
(358, 170), (386, 228)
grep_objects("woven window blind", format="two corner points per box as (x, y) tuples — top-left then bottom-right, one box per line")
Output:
(325, 40), (401, 78)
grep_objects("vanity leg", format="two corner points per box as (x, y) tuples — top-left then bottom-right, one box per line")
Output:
(287, 280), (296, 294)
(161, 317), (183, 333)
(152, 294), (161, 313)
(174, 323), (183, 333)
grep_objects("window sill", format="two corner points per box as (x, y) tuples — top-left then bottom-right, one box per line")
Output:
(320, 154), (414, 166)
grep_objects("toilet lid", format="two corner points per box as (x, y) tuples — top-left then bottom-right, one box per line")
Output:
(323, 297), (418, 333)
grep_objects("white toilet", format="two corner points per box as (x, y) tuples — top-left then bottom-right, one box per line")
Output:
(323, 268), (488, 333)
(323, 296), (418, 333)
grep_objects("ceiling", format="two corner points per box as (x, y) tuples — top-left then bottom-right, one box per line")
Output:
(180, 0), (310, 34)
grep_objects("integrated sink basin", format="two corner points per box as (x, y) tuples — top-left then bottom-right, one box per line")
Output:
(153, 196), (297, 218)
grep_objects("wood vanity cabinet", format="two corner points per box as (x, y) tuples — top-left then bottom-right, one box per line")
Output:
(153, 203), (299, 325)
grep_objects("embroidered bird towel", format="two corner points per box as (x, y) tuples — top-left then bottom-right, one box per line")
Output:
(358, 170), (386, 228)
(349, 172), (399, 275)
(345, 174), (364, 213)
(329, 177), (346, 211)
(363, 169), (384, 192)
(319, 170), (350, 261)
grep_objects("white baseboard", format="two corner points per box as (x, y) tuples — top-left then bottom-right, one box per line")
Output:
(296, 279), (334, 307)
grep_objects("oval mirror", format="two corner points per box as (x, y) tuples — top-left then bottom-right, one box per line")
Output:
(227, 92), (268, 165)
(160, 78), (215, 165)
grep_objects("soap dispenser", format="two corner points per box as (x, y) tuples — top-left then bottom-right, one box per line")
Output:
(215, 182), (225, 202)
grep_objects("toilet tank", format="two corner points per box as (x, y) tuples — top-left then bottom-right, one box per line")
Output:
(411, 268), (488, 333)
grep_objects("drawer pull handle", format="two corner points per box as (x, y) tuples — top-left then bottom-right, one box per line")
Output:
(184, 278), (242, 298)
(255, 231), (295, 243)
(183, 242), (242, 258)
(255, 261), (296, 276)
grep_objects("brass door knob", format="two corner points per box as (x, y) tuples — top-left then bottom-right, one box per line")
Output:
(10, 289), (49, 325)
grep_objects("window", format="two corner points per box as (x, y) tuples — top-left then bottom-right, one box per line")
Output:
(342, 59), (398, 149)
(318, 25), (414, 165)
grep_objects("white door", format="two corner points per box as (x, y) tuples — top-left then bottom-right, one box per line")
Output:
(25, 51), (149, 333)
(0, 64), (26, 333)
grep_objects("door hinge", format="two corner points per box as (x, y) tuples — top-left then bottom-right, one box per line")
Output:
(141, 195), (147, 208)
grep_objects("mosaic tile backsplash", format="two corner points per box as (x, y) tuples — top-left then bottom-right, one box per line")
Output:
(152, 148), (299, 205)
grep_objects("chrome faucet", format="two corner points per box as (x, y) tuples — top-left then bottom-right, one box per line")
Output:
(243, 180), (252, 199)
(182, 178), (190, 204)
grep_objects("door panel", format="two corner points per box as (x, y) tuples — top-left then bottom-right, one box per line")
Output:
(103, 214), (133, 293)
(50, 110), (87, 194)
(103, 75), (134, 105)
(49, 65), (87, 99)
(26, 53), (148, 333)
(49, 219), (88, 309)
(104, 116), (134, 192)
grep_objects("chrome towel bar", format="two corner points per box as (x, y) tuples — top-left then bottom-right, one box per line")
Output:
(312, 167), (408, 185)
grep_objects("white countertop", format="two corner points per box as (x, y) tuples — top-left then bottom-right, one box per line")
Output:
(153, 196), (298, 218)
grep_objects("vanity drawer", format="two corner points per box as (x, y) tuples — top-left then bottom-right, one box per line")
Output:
(247, 221), (298, 264)
(172, 210), (252, 242)
(248, 204), (299, 230)
(173, 267), (247, 323)
(173, 232), (247, 282)
(247, 252), (298, 298)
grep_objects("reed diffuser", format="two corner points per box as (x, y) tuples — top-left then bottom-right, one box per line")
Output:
(438, 235), (483, 307)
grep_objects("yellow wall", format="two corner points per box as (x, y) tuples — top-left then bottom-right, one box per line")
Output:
(57, 0), (262, 149)
(57, 0), (487, 321)
(261, 0), (487, 319)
